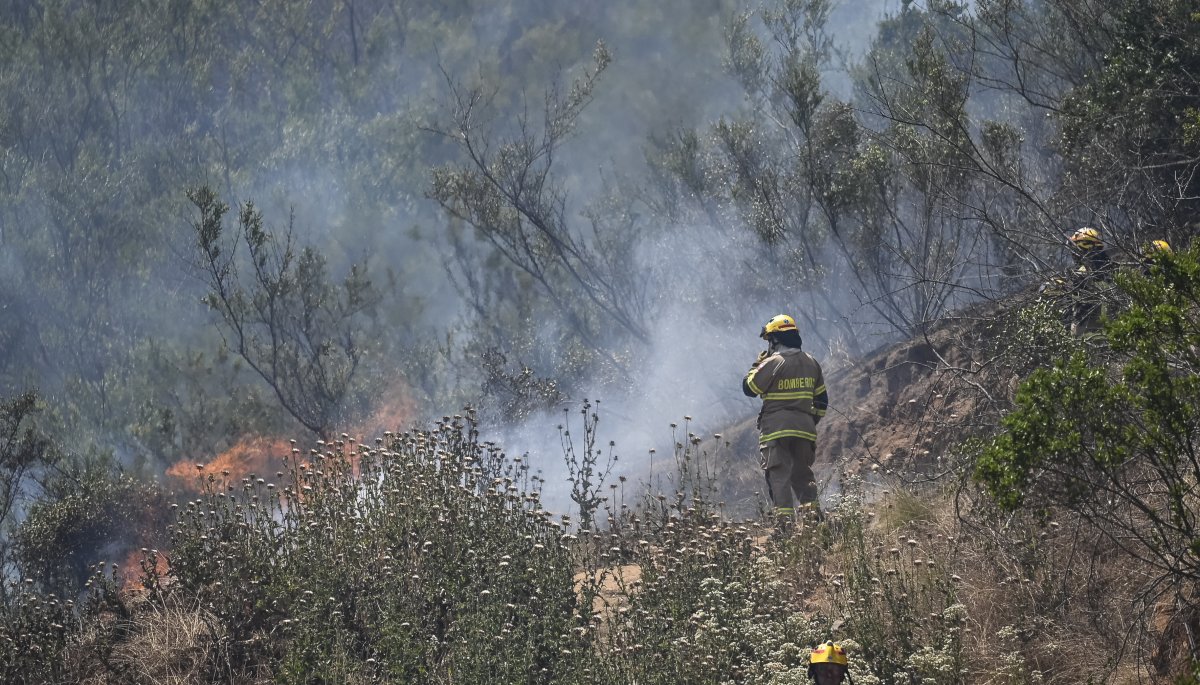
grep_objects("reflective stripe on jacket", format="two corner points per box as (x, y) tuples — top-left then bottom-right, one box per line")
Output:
(743, 347), (827, 443)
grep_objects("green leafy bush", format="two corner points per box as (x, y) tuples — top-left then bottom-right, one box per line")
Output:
(978, 246), (1200, 586)
(163, 412), (587, 683)
(15, 469), (169, 596)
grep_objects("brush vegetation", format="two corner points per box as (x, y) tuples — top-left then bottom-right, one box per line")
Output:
(6, 291), (1200, 682)
(3, 0), (1200, 681)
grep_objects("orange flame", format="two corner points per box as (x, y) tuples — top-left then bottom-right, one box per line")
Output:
(165, 380), (415, 493)
(167, 436), (292, 491)
(150, 382), (417, 586)
(119, 548), (170, 591)
(352, 381), (418, 443)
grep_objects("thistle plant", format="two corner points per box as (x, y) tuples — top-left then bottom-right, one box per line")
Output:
(825, 486), (966, 684)
(163, 411), (589, 683)
(560, 399), (618, 531)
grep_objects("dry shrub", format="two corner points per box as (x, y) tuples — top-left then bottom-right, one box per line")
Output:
(950, 505), (1168, 684)
(75, 594), (224, 685)
(816, 478), (1175, 683)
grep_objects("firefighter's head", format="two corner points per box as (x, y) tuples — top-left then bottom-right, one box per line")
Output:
(1146, 239), (1173, 259)
(808, 641), (849, 684)
(760, 314), (802, 348)
(760, 314), (797, 338)
(1140, 239), (1174, 274)
(1069, 227), (1103, 252)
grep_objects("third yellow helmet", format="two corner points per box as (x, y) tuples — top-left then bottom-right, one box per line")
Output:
(1148, 239), (1173, 255)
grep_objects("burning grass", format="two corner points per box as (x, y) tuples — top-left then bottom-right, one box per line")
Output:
(1, 414), (1192, 683)
(166, 436), (292, 490)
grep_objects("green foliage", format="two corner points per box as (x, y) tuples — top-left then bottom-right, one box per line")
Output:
(591, 515), (823, 684)
(0, 0), (447, 460)
(429, 42), (652, 388)
(14, 468), (169, 596)
(116, 341), (287, 466)
(979, 246), (1200, 583)
(828, 494), (965, 684)
(189, 186), (383, 438)
(571, 433), (842, 685)
(479, 347), (567, 422)
(0, 392), (58, 600)
(648, 0), (1007, 349)
(992, 296), (1078, 377)
(1058, 0), (1200, 230)
(163, 412), (585, 683)
(0, 566), (125, 685)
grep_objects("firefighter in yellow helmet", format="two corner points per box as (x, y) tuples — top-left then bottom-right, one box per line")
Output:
(809, 641), (851, 684)
(743, 314), (828, 525)
(1066, 227), (1114, 335)
(1142, 239), (1173, 275)
(1068, 227), (1113, 282)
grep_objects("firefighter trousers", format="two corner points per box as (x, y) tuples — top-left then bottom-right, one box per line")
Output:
(759, 436), (817, 512)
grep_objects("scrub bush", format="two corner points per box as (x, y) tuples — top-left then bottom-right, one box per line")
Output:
(164, 412), (587, 683)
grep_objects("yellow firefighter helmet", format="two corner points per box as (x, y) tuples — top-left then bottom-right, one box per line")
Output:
(810, 641), (849, 667)
(1070, 227), (1103, 250)
(760, 314), (798, 339)
(1148, 239), (1172, 256)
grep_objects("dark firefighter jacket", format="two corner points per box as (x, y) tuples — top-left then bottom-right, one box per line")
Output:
(742, 347), (828, 443)
(1072, 246), (1113, 284)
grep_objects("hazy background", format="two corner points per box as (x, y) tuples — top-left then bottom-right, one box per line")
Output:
(4, 0), (1168, 512)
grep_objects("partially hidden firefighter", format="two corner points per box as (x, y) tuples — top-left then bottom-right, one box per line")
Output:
(1142, 238), (1173, 275)
(1066, 226), (1115, 336)
(1068, 226), (1113, 280)
(808, 641), (852, 685)
(743, 314), (829, 524)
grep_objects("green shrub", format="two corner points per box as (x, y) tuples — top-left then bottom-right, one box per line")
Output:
(826, 491), (966, 684)
(14, 469), (169, 596)
(164, 412), (588, 683)
(0, 564), (125, 684)
(591, 510), (825, 684)
(978, 246), (1200, 587)
(0, 580), (78, 683)
(576, 434), (839, 685)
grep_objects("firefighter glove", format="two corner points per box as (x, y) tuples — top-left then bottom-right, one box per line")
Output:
(750, 349), (769, 370)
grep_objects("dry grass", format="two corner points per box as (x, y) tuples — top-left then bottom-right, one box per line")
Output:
(568, 478), (1189, 683)
(820, 485), (1177, 684)
(574, 563), (642, 616)
(74, 594), (223, 685)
